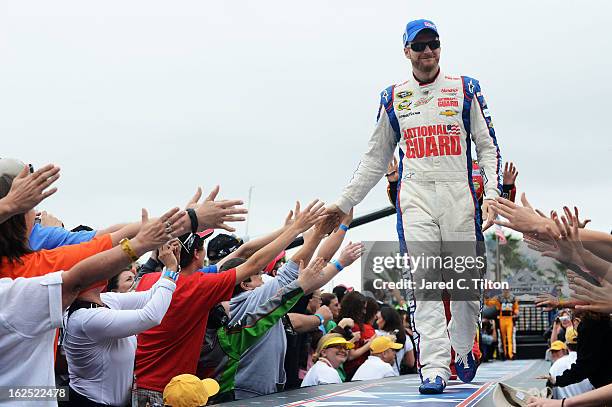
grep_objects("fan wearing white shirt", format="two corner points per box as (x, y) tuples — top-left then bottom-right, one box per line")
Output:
(63, 241), (181, 407)
(549, 334), (594, 400)
(0, 164), (247, 407)
(353, 336), (403, 381)
(301, 334), (354, 387)
(375, 307), (415, 375)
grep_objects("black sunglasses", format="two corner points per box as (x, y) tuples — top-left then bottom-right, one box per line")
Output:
(409, 39), (440, 52)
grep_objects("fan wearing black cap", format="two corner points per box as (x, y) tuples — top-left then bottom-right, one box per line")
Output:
(207, 234), (243, 264)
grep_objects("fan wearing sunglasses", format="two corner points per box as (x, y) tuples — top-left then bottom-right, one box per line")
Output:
(327, 18), (503, 395)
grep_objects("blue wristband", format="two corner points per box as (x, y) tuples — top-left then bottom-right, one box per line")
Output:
(332, 259), (344, 271)
(339, 224), (349, 232)
(162, 268), (180, 282)
(314, 313), (325, 326)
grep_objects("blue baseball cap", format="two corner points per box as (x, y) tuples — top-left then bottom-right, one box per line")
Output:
(403, 19), (439, 46)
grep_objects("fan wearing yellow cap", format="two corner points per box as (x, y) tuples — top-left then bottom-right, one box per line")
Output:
(548, 330), (595, 400)
(549, 341), (568, 360)
(301, 334), (354, 387)
(352, 336), (403, 381)
(163, 374), (220, 407)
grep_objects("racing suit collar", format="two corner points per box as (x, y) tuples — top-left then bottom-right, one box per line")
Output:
(413, 68), (441, 86)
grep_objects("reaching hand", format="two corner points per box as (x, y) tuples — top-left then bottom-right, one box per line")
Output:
(562, 206), (591, 229)
(284, 201), (300, 227)
(3, 164), (60, 214)
(185, 187), (202, 209)
(341, 208), (354, 228)
(491, 193), (557, 237)
(571, 277), (612, 314)
(314, 213), (341, 236)
(297, 258), (327, 294)
(337, 242), (365, 268)
(314, 305), (332, 324)
(523, 234), (557, 256)
(158, 241), (179, 271)
(170, 239), (181, 264)
(292, 199), (326, 233)
(526, 395), (561, 407)
(285, 201), (301, 227)
(502, 162), (518, 185)
(324, 204), (348, 219)
(193, 185), (248, 232)
(534, 293), (560, 311)
(538, 213), (587, 267)
(480, 200), (496, 231)
(132, 207), (185, 252)
(386, 157), (399, 182)
(520, 193), (551, 220)
(338, 318), (354, 329)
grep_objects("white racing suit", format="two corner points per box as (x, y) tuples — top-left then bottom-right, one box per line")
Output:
(335, 71), (502, 382)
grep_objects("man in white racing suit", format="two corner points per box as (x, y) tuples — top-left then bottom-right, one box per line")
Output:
(327, 19), (502, 394)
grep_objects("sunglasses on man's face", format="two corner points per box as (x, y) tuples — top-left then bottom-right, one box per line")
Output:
(409, 39), (441, 52)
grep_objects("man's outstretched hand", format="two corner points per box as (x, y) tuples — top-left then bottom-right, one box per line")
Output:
(481, 200), (496, 231)
(315, 212), (341, 236)
(192, 185), (248, 232)
(292, 199), (327, 233)
(534, 293), (560, 311)
(3, 164), (60, 215)
(337, 241), (365, 268)
(571, 277), (612, 314)
(562, 206), (591, 229)
(325, 204), (348, 232)
(502, 161), (518, 185)
(131, 207), (185, 253)
(297, 257), (327, 294)
(490, 193), (558, 237)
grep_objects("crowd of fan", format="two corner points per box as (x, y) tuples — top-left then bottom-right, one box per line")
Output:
(488, 190), (612, 407)
(1, 156), (611, 407)
(0, 158), (414, 407)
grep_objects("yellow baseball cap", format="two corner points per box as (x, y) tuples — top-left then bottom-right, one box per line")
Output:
(321, 336), (355, 350)
(565, 327), (578, 345)
(163, 374), (220, 407)
(548, 340), (567, 351)
(370, 336), (403, 354)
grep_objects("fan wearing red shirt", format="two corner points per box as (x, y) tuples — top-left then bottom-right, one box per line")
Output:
(338, 291), (377, 380)
(133, 199), (327, 407)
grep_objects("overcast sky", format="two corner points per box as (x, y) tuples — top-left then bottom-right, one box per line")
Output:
(2, 1), (610, 290)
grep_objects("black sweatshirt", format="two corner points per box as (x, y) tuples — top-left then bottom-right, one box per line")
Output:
(555, 316), (612, 389)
